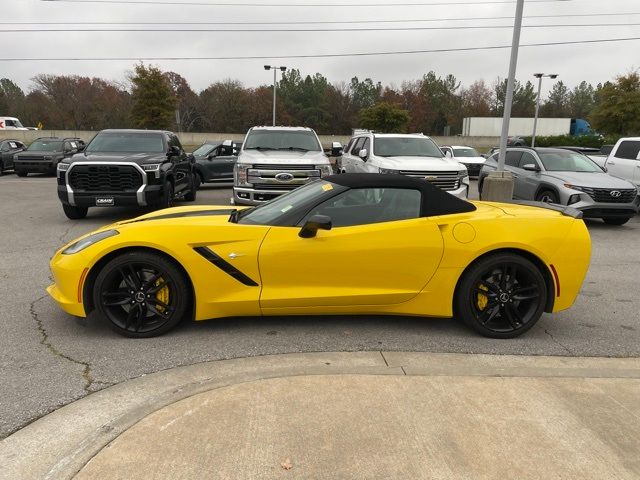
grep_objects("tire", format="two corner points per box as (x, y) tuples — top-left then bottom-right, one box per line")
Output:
(454, 253), (548, 339)
(603, 217), (631, 226)
(16, 169), (27, 177)
(536, 189), (559, 204)
(63, 204), (88, 219)
(156, 181), (174, 209)
(195, 171), (203, 190)
(184, 173), (197, 202)
(478, 178), (484, 195)
(93, 251), (190, 338)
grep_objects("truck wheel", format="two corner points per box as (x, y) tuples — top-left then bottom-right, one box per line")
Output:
(184, 174), (197, 202)
(63, 204), (88, 220)
(603, 217), (631, 226)
(158, 181), (174, 209)
(16, 169), (28, 177)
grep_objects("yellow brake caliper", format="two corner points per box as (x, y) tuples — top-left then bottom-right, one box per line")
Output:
(477, 284), (489, 311)
(155, 277), (170, 314)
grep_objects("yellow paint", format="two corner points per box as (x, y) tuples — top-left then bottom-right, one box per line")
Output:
(48, 201), (591, 323)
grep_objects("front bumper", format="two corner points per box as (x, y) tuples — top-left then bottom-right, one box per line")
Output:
(233, 186), (291, 205)
(14, 159), (56, 173)
(447, 183), (469, 199)
(460, 163), (483, 177)
(569, 196), (639, 219)
(57, 184), (163, 208)
(47, 250), (88, 317)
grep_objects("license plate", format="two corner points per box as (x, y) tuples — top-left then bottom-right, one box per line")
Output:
(95, 197), (115, 206)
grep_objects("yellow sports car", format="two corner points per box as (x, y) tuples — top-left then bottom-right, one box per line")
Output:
(48, 174), (591, 339)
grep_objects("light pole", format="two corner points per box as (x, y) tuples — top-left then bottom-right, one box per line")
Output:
(531, 73), (558, 147)
(264, 65), (287, 126)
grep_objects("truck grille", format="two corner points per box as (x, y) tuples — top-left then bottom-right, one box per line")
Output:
(248, 164), (321, 190)
(580, 187), (636, 204)
(398, 170), (460, 191)
(69, 165), (143, 192)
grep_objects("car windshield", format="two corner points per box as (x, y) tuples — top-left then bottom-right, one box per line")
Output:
(193, 143), (218, 156)
(453, 148), (481, 158)
(243, 130), (321, 152)
(27, 139), (63, 152)
(86, 132), (165, 153)
(374, 137), (443, 158)
(538, 151), (602, 172)
(237, 180), (340, 225)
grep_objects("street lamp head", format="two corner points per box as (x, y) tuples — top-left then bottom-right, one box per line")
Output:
(279, 66), (287, 71)
(549, 74), (559, 79)
(264, 65), (271, 71)
(533, 73), (544, 78)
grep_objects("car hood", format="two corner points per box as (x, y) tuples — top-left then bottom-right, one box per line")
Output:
(238, 149), (329, 165)
(544, 171), (635, 189)
(376, 156), (465, 171)
(455, 156), (486, 164)
(68, 152), (167, 164)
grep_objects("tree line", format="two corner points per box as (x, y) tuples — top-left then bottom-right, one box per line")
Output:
(1, 63), (638, 136)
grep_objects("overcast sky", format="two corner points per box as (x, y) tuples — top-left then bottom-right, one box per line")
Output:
(2, 0), (639, 98)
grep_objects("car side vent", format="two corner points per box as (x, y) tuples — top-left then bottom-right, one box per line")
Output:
(193, 246), (259, 287)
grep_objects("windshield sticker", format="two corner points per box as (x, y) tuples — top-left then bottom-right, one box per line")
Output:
(9, 142), (17, 148)
(70, 142), (77, 148)
(322, 183), (334, 191)
(281, 205), (293, 213)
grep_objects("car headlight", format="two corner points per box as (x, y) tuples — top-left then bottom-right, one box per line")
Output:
(318, 165), (333, 177)
(62, 229), (119, 255)
(564, 184), (585, 192)
(379, 167), (396, 174)
(142, 163), (161, 172)
(235, 164), (251, 186)
(57, 162), (70, 171)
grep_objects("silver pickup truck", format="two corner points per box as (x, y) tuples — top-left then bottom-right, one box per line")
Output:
(233, 126), (336, 205)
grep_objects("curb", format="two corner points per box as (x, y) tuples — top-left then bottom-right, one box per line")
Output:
(1, 351), (639, 480)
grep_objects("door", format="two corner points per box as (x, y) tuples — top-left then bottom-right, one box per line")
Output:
(167, 133), (190, 193)
(206, 144), (236, 181)
(513, 151), (542, 200)
(0, 142), (10, 169)
(503, 150), (524, 198)
(258, 187), (445, 309)
(607, 140), (640, 188)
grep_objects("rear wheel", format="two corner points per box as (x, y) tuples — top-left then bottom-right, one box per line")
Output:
(536, 189), (559, 204)
(16, 169), (27, 177)
(63, 204), (88, 219)
(603, 217), (631, 226)
(454, 253), (548, 339)
(93, 251), (190, 338)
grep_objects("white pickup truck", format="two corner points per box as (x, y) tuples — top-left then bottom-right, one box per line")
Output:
(598, 138), (640, 193)
(233, 126), (336, 205)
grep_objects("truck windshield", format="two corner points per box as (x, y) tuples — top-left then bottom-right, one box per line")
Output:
(86, 132), (165, 153)
(244, 130), (321, 152)
(374, 137), (443, 158)
(453, 148), (481, 158)
(27, 139), (63, 152)
(538, 151), (602, 172)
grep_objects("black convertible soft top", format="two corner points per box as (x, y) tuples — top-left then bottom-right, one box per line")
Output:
(325, 173), (476, 217)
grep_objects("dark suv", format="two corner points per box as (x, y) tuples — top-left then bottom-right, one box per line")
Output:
(14, 137), (85, 176)
(0, 139), (26, 175)
(57, 129), (197, 219)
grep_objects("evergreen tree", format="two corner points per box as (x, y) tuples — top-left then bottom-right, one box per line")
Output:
(540, 81), (571, 117)
(569, 81), (595, 118)
(590, 73), (640, 135)
(130, 64), (176, 129)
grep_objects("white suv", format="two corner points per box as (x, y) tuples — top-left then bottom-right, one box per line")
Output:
(339, 132), (469, 198)
(604, 138), (640, 193)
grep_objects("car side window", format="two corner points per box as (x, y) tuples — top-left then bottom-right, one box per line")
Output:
(167, 134), (182, 152)
(351, 137), (365, 155)
(361, 138), (371, 156)
(505, 151), (524, 167)
(615, 141), (640, 160)
(302, 188), (421, 228)
(519, 152), (538, 169)
(344, 138), (355, 154)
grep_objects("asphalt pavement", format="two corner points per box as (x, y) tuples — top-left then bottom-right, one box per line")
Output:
(1, 174), (639, 439)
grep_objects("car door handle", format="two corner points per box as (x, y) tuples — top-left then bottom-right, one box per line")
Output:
(608, 161), (616, 165)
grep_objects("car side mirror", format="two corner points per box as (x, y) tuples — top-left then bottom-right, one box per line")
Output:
(207, 153), (216, 160)
(481, 154), (488, 159)
(331, 142), (343, 157)
(444, 150), (453, 158)
(359, 149), (368, 161)
(167, 145), (181, 157)
(187, 153), (195, 163)
(299, 214), (332, 238)
(522, 163), (540, 172)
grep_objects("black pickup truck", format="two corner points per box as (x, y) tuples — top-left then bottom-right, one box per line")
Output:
(57, 129), (197, 219)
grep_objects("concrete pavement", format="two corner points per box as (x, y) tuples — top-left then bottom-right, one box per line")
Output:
(2, 352), (639, 480)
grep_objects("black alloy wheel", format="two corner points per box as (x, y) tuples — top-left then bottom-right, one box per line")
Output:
(536, 190), (559, 204)
(93, 251), (190, 338)
(184, 172), (197, 201)
(158, 181), (174, 209)
(16, 169), (27, 177)
(63, 204), (88, 220)
(455, 254), (547, 338)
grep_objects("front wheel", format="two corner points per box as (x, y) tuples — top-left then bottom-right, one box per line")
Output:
(155, 181), (174, 209)
(63, 204), (88, 219)
(536, 190), (559, 204)
(184, 173), (197, 202)
(16, 169), (28, 177)
(603, 217), (631, 226)
(454, 254), (548, 338)
(93, 251), (191, 338)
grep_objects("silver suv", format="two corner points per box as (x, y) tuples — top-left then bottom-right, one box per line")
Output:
(233, 126), (333, 205)
(339, 131), (469, 199)
(479, 147), (639, 226)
